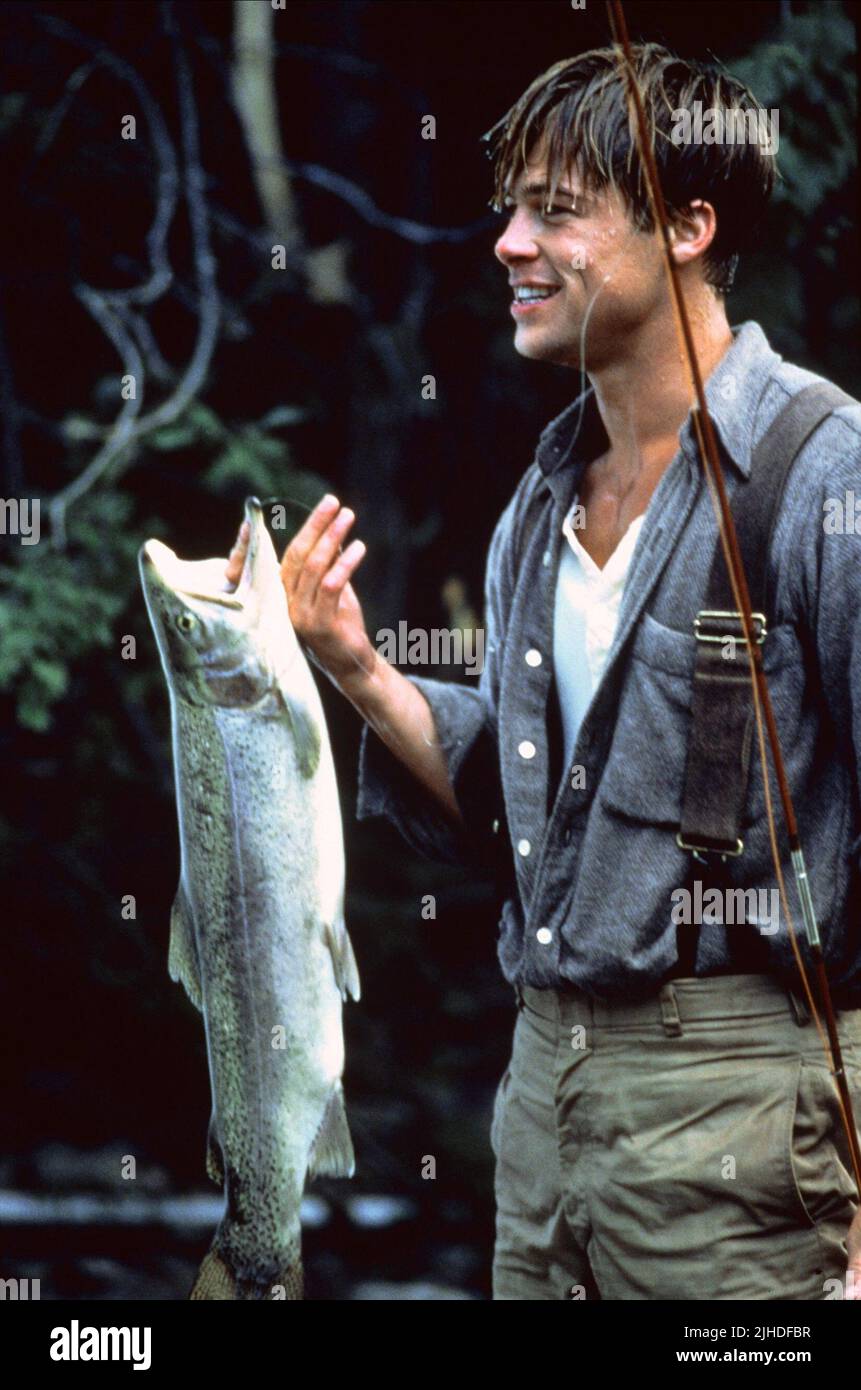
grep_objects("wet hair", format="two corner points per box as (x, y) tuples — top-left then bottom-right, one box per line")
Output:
(481, 43), (777, 295)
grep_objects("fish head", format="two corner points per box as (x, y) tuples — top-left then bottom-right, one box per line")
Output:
(139, 497), (297, 708)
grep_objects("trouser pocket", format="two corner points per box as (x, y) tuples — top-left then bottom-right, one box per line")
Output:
(490, 1064), (512, 1157)
(790, 1055), (861, 1235)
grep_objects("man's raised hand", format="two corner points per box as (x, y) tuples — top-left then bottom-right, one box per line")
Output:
(223, 495), (376, 693)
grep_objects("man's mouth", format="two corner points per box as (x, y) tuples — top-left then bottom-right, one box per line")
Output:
(513, 285), (561, 302)
(511, 284), (562, 316)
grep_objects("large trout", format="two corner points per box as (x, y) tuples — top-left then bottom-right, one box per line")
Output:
(139, 496), (360, 1300)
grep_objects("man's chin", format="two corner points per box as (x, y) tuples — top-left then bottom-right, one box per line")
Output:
(513, 333), (581, 368)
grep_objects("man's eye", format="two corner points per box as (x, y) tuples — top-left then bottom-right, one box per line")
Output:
(495, 201), (580, 220)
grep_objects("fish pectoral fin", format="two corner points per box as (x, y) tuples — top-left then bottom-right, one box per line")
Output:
(276, 686), (321, 779)
(168, 886), (203, 1012)
(206, 1111), (224, 1187)
(307, 1080), (355, 1179)
(324, 918), (361, 1002)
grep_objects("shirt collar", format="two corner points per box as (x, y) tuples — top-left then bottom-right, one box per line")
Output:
(534, 320), (780, 486)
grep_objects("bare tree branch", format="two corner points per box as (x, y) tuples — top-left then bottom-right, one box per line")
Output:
(231, 0), (298, 248)
(43, 5), (221, 545)
(49, 294), (145, 546)
(125, 311), (175, 386)
(34, 15), (179, 305)
(269, 157), (497, 245)
(37, 4), (481, 550)
(182, 11), (494, 248)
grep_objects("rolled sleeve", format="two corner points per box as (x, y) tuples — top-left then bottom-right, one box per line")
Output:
(356, 675), (493, 865)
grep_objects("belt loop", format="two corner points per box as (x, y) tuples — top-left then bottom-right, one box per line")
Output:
(514, 981), (524, 1011)
(787, 987), (810, 1027)
(659, 982), (683, 1037)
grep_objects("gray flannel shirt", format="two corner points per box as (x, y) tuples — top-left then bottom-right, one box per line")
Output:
(356, 321), (861, 1001)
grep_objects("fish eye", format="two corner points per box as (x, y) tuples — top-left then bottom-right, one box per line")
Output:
(175, 612), (197, 634)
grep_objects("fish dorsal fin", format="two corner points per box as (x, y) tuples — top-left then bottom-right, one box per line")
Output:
(307, 1080), (355, 1179)
(169, 886), (203, 1013)
(324, 917), (361, 1002)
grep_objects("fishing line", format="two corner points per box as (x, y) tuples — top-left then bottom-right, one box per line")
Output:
(570, 218), (643, 455)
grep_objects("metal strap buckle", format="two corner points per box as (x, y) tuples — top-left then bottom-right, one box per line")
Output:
(693, 609), (767, 645)
(675, 831), (744, 859)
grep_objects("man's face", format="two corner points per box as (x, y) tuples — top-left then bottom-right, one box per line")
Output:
(493, 136), (667, 371)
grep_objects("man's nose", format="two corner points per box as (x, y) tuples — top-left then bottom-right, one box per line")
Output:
(493, 209), (539, 265)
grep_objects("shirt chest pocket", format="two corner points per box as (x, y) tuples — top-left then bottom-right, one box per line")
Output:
(597, 610), (799, 828)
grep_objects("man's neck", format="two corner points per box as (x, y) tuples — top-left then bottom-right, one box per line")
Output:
(569, 287), (734, 567)
(588, 289), (733, 475)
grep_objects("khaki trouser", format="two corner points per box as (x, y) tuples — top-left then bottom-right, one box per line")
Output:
(490, 973), (861, 1300)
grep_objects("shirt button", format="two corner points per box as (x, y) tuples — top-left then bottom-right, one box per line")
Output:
(525, 649), (542, 667)
(517, 839), (531, 857)
(518, 740), (536, 760)
(536, 928), (552, 945)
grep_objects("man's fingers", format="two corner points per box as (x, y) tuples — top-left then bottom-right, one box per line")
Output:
(287, 503), (357, 608)
(224, 519), (251, 588)
(317, 538), (366, 609)
(281, 494), (342, 586)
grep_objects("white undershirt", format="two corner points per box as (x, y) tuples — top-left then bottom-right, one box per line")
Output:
(553, 497), (646, 775)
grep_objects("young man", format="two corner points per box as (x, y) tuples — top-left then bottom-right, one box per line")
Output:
(226, 45), (861, 1299)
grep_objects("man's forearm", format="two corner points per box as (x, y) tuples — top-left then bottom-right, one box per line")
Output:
(338, 653), (464, 826)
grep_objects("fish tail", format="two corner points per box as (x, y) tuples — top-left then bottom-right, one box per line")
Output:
(188, 1243), (304, 1301)
(266, 1251), (304, 1301)
(189, 1248), (238, 1300)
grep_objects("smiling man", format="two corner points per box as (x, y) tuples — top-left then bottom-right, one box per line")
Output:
(226, 43), (861, 1301)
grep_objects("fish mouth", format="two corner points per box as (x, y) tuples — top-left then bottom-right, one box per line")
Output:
(139, 497), (268, 607)
(180, 588), (244, 610)
(139, 538), (245, 609)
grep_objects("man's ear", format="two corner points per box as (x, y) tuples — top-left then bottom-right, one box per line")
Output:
(668, 199), (718, 269)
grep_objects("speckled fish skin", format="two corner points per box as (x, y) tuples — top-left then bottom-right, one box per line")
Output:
(139, 496), (360, 1301)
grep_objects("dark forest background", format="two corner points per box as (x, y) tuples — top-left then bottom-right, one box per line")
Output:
(0, 0), (857, 1299)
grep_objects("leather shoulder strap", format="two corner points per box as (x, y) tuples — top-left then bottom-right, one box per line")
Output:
(705, 381), (854, 617)
(678, 380), (854, 860)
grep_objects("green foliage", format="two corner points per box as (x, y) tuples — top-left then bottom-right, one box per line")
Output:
(147, 400), (227, 451)
(732, 3), (856, 221)
(0, 392), (325, 732)
(205, 426), (286, 494)
(0, 491), (140, 731)
(728, 2), (858, 387)
(0, 91), (26, 137)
